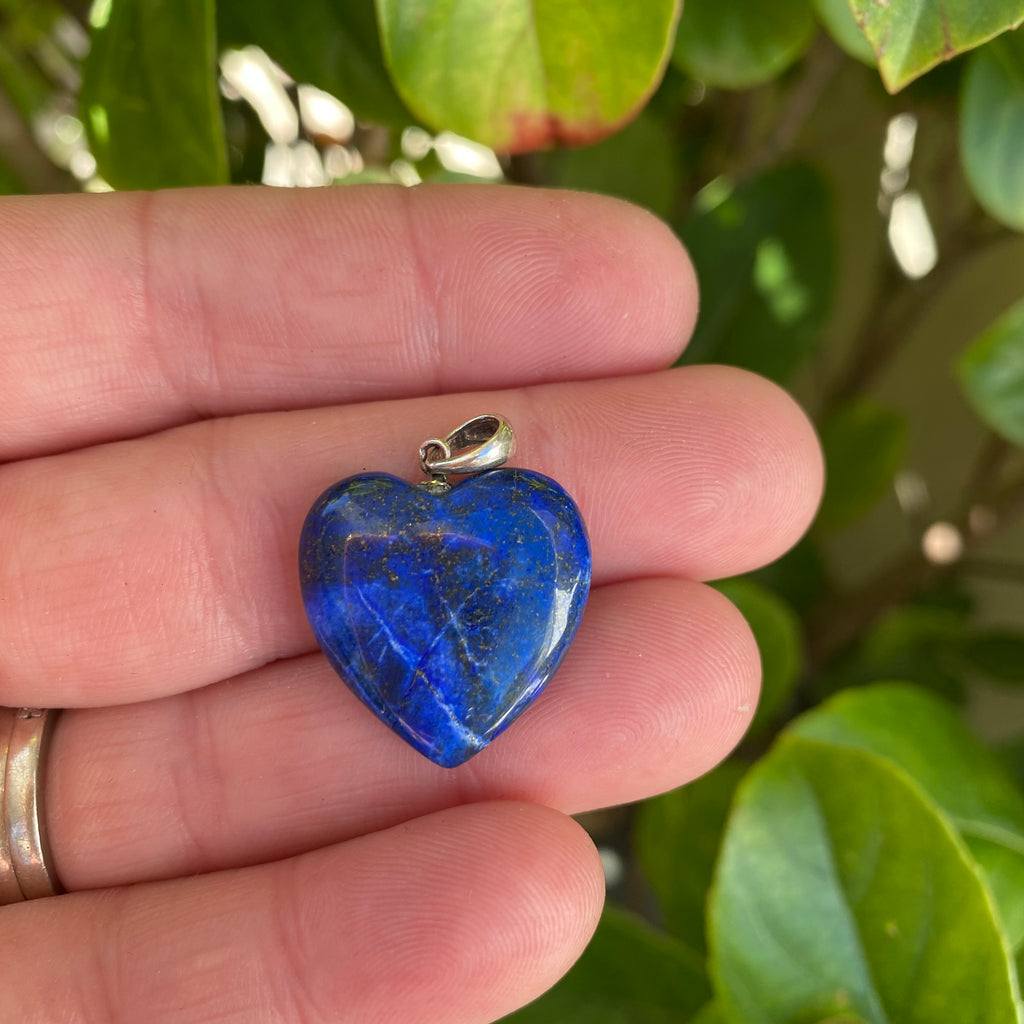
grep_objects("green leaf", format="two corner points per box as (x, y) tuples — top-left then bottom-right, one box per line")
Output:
(634, 760), (747, 955)
(793, 683), (1024, 950)
(334, 168), (400, 185)
(542, 111), (681, 218)
(422, 169), (502, 184)
(960, 31), (1024, 231)
(0, 33), (51, 120)
(672, 0), (815, 90)
(501, 905), (710, 1024)
(813, 0), (875, 65)
(997, 735), (1024, 792)
(965, 632), (1024, 684)
(690, 1003), (727, 1024)
(709, 736), (1020, 1024)
(217, 0), (412, 128)
(679, 164), (834, 383)
(714, 580), (802, 733)
(375, 0), (680, 152)
(2, 0), (66, 38)
(816, 399), (907, 531)
(850, 0), (1024, 91)
(0, 152), (25, 194)
(957, 297), (1024, 447)
(748, 539), (828, 617)
(81, 0), (227, 189)
(820, 604), (970, 705)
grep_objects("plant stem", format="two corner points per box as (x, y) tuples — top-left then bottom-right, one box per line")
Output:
(823, 223), (996, 411)
(504, 151), (546, 186)
(806, 468), (1024, 668)
(959, 433), (1014, 515)
(826, 193), (1020, 411)
(959, 559), (1024, 585)
(806, 551), (929, 669)
(733, 35), (843, 185)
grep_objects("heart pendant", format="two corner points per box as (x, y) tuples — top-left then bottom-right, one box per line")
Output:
(299, 416), (590, 768)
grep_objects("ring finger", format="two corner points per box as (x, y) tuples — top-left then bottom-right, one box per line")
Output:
(48, 576), (758, 891)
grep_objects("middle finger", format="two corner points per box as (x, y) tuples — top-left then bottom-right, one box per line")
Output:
(0, 366), (821, 706)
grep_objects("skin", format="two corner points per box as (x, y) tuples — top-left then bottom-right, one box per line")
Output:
(0, 184), (823, 1024)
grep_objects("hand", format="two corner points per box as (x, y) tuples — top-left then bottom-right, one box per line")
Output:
(0, 185), (822, 1023)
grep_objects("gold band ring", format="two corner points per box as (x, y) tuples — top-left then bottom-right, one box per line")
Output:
(1, 708), (62, 904)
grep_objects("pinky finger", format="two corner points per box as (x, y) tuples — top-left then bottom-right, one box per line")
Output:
(0, 802), (602, 1024)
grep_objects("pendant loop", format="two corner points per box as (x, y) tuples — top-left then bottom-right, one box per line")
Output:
(419, 415), (515, 479)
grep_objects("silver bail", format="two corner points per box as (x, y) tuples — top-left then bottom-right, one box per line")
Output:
(419, 415), (515, 482)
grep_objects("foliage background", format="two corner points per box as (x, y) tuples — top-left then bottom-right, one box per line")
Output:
(4, 1), (1024, 1021)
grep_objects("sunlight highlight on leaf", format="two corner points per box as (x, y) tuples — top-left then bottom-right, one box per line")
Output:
(694, 176), (733, 214)
(753, 237), (811, 325)
(86, 103), (108, 144)
(88, 0), (112, 30)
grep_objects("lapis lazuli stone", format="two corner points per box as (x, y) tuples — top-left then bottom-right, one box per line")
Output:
(299, 468), (591, 768)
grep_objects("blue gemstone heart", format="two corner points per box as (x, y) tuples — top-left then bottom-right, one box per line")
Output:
(299, 468), (591, 767)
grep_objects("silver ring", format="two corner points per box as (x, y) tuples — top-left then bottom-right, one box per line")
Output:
(1, 707), (62, 904)
(0, 707), (24, 905)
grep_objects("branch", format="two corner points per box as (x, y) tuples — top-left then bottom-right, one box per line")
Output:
(824, 210), (1015, 412)
(806, 468), (1024, 668)
(958, 433), (1014, 515)
(733, 35), (843, 185)
(826, 235), (998, 411)
(959, 558), (1024, 585)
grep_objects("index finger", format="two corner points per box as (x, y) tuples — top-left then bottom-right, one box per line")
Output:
(0, 185), (697, 460)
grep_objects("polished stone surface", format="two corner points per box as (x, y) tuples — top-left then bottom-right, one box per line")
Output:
(299, 469), (591, 767)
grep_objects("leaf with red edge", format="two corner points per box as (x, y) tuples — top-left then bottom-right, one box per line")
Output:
(375, 0), (680, 153)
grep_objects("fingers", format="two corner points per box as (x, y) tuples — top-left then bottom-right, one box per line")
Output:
(48, 578), (759, 891)
(0, 802), (603, 1024)
(0, 366), (821, 706)
(0, 185), (696, 460)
